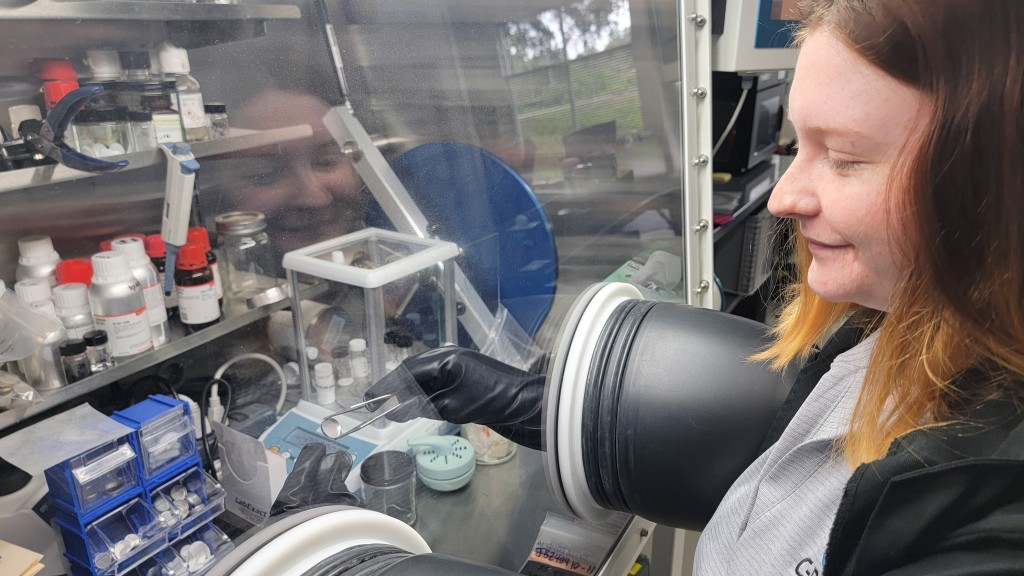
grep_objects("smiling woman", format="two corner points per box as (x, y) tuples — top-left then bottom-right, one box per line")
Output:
(767, 30), (931, 311)
(218, 89), (369, 262)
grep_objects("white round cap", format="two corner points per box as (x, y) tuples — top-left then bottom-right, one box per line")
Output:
(305, 346), (319, 361)
(348, 338), (367, 353)
(17, 235), (59, 264)
(330, 250), (346, 265)
(29, 300), (58, 319)
(91, 251), (133, 283)
(158, 43), (191, 75)
(53, 283), (90, 312)
(313, 362), (334, 386)
(14, 278), (52, 304)
(337, 376), (354, 388)
(111, 237), (149, 267)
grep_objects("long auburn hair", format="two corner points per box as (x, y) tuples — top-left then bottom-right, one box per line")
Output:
(754, 0), (1024, 465)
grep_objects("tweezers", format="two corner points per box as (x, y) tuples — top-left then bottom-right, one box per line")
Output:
(320, 394), (416, 439)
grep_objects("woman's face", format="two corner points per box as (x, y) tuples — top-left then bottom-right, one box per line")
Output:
(223, 91), (369, 258)
(768, 29), (930, 311)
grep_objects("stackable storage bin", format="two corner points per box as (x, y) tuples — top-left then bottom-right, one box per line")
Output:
(45, 436), (142, 523)
(111, 395), (198, 485)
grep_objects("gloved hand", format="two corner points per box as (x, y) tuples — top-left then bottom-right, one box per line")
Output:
(364, 346), (545, 450)
(269, 443), (360, 518)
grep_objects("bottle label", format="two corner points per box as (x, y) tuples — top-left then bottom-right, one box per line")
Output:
(210, 260), (224, 299)
(177, 281), (220, 324)
(178, 92), (206, 129)
(153, 113), (184, 143)
(141, 281), (169, 325)
(94, 307), (153, 357)
(351, 356), (370, 379)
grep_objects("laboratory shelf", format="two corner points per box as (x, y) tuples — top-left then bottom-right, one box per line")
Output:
(0, 1), (300, 22)
(712, 187), (772, 243)
(0, 281), (326, 433)
(0, 125), (313, 195)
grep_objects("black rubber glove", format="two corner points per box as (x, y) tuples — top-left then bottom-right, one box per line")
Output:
(364, 347), (545, 451)
(269, 443), (361, 518)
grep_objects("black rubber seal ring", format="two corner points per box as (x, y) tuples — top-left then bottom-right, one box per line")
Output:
(582, 299), (637, 510)
(598, 299), (657, 512)
(581, 298), (657, 513)
(300, 544), (410, 576)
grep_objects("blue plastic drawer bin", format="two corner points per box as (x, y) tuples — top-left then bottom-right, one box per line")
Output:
(45, 436), (141, 519)
(112, 395), (197, 482)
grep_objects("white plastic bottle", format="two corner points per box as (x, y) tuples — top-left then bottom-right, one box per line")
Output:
(158, 43), (208, 143)
(348, 338), (371, 396)
(112, 237), (170, 347)
(89, 252), (153, 358)
(313, 362), (336, 406)
(52, 283), (96, 339)
(15, 235), (61, 287)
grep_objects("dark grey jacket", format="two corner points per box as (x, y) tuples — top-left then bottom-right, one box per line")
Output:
(761, 324), (1024, 576)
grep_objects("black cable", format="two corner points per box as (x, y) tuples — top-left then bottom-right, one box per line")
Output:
(200, 377), (233, 478)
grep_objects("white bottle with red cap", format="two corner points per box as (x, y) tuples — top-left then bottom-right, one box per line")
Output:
(112, 237), (170, 347)
(15, 235), (61, 287)
(89, 251), (153, 358)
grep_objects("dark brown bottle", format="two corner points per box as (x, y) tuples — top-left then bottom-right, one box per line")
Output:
(174, 242), (220, 333)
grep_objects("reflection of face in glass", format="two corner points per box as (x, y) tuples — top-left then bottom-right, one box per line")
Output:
(222, 90), (369, 258)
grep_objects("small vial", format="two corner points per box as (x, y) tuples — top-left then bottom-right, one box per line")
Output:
(59, 339), (92, 383)
(348, 338), (370, 397)
(330, 346), (352, 380)
(204, 102), (228, 140)
(83, 330), (115, 373)
(396, 334), (414, 361)
(313, 362), (335, 406)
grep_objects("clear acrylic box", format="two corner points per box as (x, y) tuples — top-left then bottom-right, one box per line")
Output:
(282, 228), (460, 407)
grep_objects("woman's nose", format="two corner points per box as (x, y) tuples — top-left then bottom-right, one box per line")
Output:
(292, 165), (335, 207)
(767, 159), (819, 219)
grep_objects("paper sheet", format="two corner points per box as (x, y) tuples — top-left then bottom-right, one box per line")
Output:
(0, 404), (132, 474)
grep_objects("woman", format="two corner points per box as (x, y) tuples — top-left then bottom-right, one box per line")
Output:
(695, 1), (1024, 573)
(367, 1), (1024, 573)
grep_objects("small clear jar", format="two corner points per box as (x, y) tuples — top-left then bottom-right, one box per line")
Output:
(204, 102), (228, 140)
(59, 339), (92, 383)
(82, 330), (115, 373)
(129, 110), (158, 151)
(214, 211), (278, 304)
(72, 106), (132, 157)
